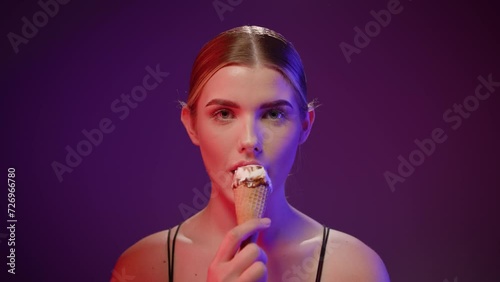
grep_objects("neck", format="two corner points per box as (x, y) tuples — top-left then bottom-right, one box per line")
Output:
(256, 186), (303, 248)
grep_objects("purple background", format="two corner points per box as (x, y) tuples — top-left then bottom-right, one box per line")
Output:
(1, 0), (499, 281)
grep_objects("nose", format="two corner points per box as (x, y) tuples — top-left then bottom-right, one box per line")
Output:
(239, 116), (262, 154)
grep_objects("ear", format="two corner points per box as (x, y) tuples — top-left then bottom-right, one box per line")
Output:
(180, 106), (200, 146)
(299, 109), (315, 144)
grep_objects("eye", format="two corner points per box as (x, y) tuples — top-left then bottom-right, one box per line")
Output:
(263, 108), (286, 120)
(212, 108), (235, 121)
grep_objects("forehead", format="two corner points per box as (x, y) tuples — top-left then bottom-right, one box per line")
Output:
(199, 65), (295, 106)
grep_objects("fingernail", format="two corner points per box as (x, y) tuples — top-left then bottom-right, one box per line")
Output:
(260, 218), (271, 226)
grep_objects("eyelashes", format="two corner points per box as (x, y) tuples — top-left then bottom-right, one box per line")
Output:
(211, 108), (234, 121)
(262, 108), (287, 120)
(210, 107), (288, 123)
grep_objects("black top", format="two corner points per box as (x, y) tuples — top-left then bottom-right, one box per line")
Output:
(167, 223), (330, 282)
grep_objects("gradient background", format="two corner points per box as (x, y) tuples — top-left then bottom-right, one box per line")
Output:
(1, 0), (499, 281)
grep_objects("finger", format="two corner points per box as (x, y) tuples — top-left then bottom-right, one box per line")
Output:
(232, 243), (268, 273)
(240, 233), (258, 250)
(216, 218), (270, 262)
(238, 261), (267, 282)
(214, 218), (271, 262)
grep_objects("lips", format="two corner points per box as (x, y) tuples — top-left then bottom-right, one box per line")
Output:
(230, 161), (264, 174)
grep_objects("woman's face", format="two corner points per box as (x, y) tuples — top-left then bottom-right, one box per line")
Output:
(182, 65), (313, 198)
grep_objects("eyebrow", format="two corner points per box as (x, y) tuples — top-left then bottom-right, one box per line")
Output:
(205, 99), (294, 109)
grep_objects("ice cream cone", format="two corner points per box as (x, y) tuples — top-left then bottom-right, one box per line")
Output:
(234, 184), (270, 224)
(232, 165), (272, 224)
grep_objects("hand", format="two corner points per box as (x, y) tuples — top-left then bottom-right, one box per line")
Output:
(207, 218), (271, 282)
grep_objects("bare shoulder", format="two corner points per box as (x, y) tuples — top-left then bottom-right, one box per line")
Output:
(322, 229), (390, 282)
(111, 229), (172, 282)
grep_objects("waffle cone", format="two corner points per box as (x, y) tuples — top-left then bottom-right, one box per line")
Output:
(234, 184), (270, 224)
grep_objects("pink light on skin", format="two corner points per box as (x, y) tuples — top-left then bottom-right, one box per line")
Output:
(180, 65), (315, 237)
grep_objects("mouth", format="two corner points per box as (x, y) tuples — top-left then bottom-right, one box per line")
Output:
(229, 161), (264, 175)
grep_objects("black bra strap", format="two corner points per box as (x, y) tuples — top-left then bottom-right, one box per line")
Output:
(315, 225), (330, 282)
(167, 223), (182, 282)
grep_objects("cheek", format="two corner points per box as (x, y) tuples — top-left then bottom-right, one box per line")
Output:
(265, 129), (300, 186)
(265, 125), (301, 160)
(196, 123), (236, 189)
(197, 122), (234, 161)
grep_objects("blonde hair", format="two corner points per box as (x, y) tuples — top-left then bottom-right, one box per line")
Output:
(185, 25), (316, 119)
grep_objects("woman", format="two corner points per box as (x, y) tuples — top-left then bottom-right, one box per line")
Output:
(113, 25), (390, 282)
